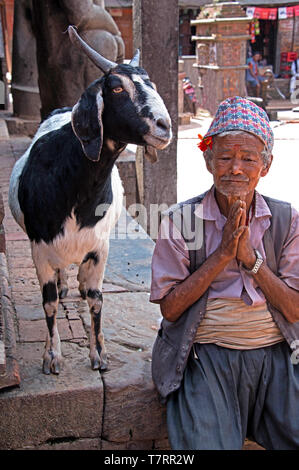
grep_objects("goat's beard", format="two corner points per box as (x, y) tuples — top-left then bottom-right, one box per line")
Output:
(144, 145), (157, 163)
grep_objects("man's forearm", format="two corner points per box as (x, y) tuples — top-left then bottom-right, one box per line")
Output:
(252, 263), (299, 323)
(160, 251), (299, 324)
(160, 249), (230, 322)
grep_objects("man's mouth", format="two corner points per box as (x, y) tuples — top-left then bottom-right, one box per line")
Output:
(220, 177), (249, 183)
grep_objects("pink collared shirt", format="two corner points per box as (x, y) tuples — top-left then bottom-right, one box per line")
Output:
(150, 187), (299, 306)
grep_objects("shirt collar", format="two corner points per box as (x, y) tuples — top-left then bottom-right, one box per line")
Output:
(254, 190), (272, 219)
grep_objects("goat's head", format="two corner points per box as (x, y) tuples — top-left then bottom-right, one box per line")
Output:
(69, 26), (172, 163)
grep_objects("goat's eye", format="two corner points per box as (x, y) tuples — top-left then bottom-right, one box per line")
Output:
(112, 86), (124, 94)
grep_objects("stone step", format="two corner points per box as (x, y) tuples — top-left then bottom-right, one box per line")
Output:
(0, 120), (9, 140)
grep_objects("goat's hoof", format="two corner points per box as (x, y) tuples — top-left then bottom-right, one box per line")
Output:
(91, 358), (100, 370)
(43, 352), (61, 375)
(80, 289), (87, 300)
(90, 355), (107, 371)
(99, 361), (108, 371)
(59, 287), (68, 300)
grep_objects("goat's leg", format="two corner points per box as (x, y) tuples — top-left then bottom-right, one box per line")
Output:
(31, 245), (62, 374)
(80, 247), (108, 371)
(78, 250), (100, 299)
(88, 289), (106, 371)
(56, 268), (68, 299)
(42, 279), (61, 374)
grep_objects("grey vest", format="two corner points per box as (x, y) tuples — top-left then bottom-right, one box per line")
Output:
(151, 192), (299, 399)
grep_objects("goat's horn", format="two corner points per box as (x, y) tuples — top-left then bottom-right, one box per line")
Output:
(129, 49), (140, 67)
(68, 25), (117, 73)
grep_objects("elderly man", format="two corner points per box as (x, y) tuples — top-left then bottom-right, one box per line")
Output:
(150, 96), (299, 450)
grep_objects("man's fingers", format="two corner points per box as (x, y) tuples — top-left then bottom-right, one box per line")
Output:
(233, 206), (246, 230)
(228, 200), (246, 220)
(230, 200), (242, 214)
(233, 226), (245, 239)
(239, 225), (249, 239)
(240, 207), (246, 227)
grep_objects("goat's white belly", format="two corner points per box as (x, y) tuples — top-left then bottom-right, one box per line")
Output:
(33, 210), (114, 270)
(54, 216), (110, 266)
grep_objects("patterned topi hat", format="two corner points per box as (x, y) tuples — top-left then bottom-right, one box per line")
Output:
(199, 96), (274, 153)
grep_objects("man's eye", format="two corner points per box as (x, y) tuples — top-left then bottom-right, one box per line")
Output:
(112, 86), (124, 94)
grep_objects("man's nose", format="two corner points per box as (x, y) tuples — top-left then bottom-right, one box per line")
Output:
(230, 158), (243, 173)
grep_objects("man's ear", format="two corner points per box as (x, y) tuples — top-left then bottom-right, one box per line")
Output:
(205, 155), (214, 175)
(71, 86), (104, 161)
(261, 153), (273, 177)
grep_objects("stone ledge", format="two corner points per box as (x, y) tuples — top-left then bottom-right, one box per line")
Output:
(0, 120), (9, 141)
(0, 253), (21, 390)
(0, 341), (104, 449)
(4, 115), (40, 138)
(0, 290), (166, 450)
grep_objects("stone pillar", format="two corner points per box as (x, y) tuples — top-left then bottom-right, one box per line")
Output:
(133, 0), (178, 235)
(191, 2), (251, 116)
(11, 0), (41, 118)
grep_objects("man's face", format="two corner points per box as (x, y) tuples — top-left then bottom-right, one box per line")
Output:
(253, 53), (261, 62)
(206, 132), (272, 198)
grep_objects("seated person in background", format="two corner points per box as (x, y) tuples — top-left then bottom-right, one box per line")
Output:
(150, 96), (299, 450)
(246, 52), (265, 97)
(290, 57), (299, 97)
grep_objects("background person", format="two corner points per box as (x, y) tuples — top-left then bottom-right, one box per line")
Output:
(246, 52), (265, 97)
(290, 57), (299, 97)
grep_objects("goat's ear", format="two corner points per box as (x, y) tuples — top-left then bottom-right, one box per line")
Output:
(71, 88), (104, 161)
(144, 145), (158, 163)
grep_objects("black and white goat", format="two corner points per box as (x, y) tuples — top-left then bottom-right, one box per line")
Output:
(8, 26), (172, 375)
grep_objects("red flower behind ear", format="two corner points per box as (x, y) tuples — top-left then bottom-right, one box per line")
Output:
(197, 134), (213, 152)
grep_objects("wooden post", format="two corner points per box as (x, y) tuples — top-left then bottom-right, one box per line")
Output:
(133, 0), (178, 236)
